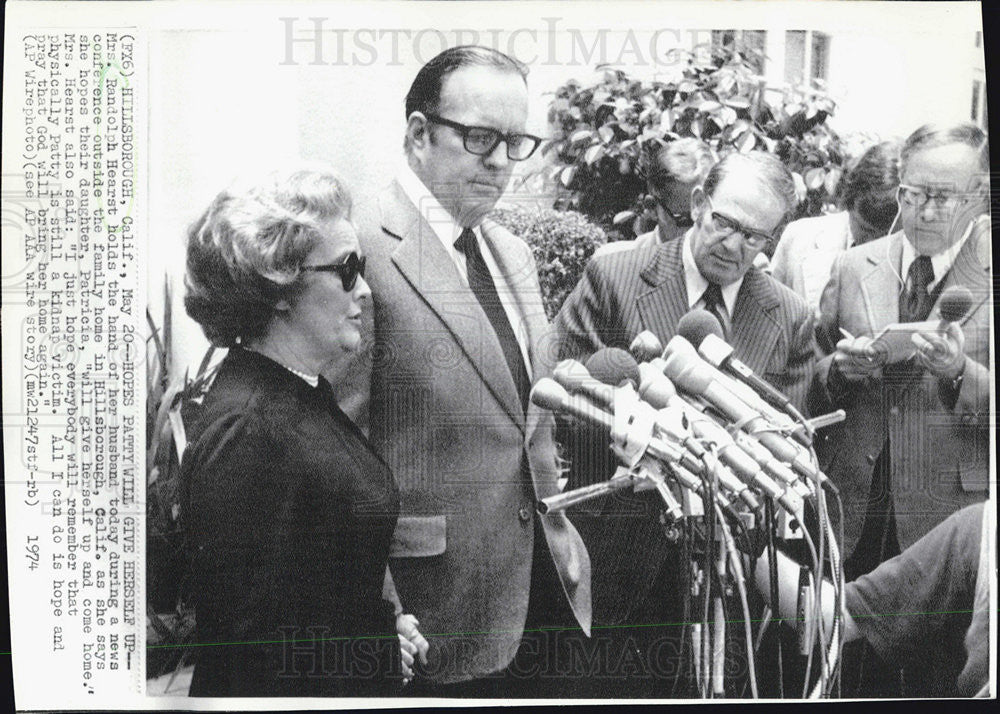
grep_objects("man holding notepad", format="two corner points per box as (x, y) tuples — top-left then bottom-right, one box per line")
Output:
(808, 123), (990, 698)
(811, 121), (991, 576)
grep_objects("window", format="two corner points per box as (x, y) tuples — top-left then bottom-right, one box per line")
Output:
(784, 31), (806, 86)
(785, 30), (830, 86)
(811, 33), (830, 83)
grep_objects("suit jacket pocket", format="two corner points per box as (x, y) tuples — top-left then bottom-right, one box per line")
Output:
(389, 515), (447, 557)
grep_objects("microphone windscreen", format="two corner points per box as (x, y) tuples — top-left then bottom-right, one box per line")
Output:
(585, 347), (641, 388)
(938, 285), (974, 323)
(629, 330), (664, 362)
(677, 309), (725, 350)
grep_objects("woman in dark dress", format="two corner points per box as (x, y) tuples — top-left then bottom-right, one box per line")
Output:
(180, 168), (426, 697)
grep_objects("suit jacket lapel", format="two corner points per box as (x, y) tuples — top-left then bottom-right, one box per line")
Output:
(481, 218), (551, 441)
(730, 269), (783, 373)
(934, 216), (991, 327)
(860, 232), (905, 332)
(635, 238), (690, 343)
(480, 218), (546, 369)
(382, 185), (524, 428)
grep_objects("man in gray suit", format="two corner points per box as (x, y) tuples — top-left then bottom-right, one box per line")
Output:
(809, 123), (990, 698)
(555, 151), (814, 696)
(352, 46), (591, 695)
(812, 123), (990, 572)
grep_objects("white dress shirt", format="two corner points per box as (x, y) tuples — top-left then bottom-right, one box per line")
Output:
(681, 229), (744, 335)
(899, 213), (982, 294)
(397, 162), (532, 378)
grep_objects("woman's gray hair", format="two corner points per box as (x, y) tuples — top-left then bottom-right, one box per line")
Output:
(184, 167), (352, 347)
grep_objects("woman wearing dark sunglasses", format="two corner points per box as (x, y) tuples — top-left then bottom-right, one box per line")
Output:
(180, 167), (427, 697)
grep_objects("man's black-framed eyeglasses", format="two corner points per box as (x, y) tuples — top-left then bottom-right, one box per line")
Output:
(301, 252), (367, 291)
(423, 113), (542, 161)
(705, 197), (776, 249)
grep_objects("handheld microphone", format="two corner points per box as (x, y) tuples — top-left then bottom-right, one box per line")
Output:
(642, 361), (810, 496)
(938, 285), (974, 323)
(530, 378), (718, 504)
(585, 347), (640, 388)
(578, 350), (762, 511)
(674, 313), (795, 424)
(629, 330), (664, 363)
(698, 333), (794, 411)
(535, 471), (635, 514)
(637, 364), (804, 516)
(553, 359), (617, 410)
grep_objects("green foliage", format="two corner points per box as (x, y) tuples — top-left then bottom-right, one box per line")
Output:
(544, 41), (846, 239)
(146, 278), (217, 680)
(491, 206), (607, 320)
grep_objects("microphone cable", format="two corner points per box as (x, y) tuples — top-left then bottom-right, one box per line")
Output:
(714, 500), (758, 698)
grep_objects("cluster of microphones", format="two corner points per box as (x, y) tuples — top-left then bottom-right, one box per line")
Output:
(533, 309), (834, 524)
(532, 290), (974, 698)
(534, 283), (975, 525)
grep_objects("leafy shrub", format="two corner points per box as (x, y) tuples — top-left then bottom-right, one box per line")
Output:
(543, 40), (846, 240)
(491, 206), (607, 320)
(146, 279), (218, 680)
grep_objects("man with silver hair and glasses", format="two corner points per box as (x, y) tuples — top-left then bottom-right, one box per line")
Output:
(810, 122), (990, 696)
(559, 150), (815, 409)
(556, 150), (815, 696)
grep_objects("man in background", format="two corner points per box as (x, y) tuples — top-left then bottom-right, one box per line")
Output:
(772, 141), (900, 318)
(595, 137), (714, 258)
(559, 150), (814, 410)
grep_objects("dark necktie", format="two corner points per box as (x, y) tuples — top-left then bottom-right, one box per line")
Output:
(455, 228), (531, 412)
(900, 255), (935, 323)
(700, 283), (729, 338)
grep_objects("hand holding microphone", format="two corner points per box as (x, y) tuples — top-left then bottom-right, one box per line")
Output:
(912, 285), (973, 380)
(833, 285), (974, 379)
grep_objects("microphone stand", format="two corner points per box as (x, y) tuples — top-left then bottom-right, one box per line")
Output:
(764, 500), (784, 698)
(699, 450), (726, 698)
(711, 517), (726, 698)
